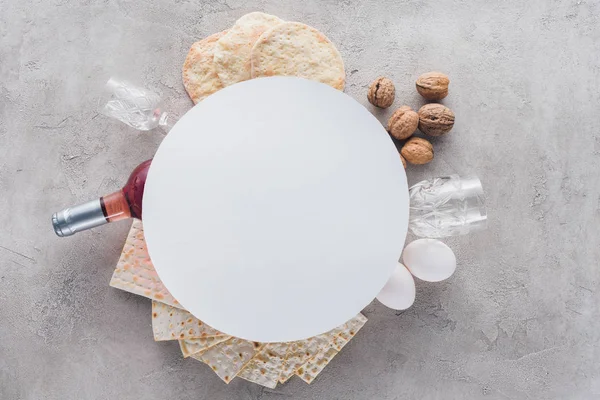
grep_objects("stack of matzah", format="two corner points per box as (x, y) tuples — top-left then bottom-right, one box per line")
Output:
(182, 11), (345, 104)
(110, 220), (367, 388)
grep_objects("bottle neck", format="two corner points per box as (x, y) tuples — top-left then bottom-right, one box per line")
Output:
(52, 159), (150, 237)
(52, 190), (132, 237)
(101, 190), (132, 222)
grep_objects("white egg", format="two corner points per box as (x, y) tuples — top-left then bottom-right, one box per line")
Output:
(402, 239), (456, 282)
(376, 263), (416, 310)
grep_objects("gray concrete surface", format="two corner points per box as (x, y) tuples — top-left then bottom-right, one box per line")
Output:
(1, 0), (599, 399)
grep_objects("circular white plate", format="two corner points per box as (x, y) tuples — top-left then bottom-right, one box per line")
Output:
(143, 77), (408, 342)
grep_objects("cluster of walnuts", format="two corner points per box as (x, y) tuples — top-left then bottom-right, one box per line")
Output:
(367, 72), (454, 167)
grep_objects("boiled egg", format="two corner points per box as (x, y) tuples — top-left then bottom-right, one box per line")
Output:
(376, 262), (416, 310)
(402, 239), (456, 282)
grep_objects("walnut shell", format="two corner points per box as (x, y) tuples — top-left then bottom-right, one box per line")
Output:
(418, 104), (455, 136)
(401, 137), (433, 165)
(400, 153), (407, 169)
(416, 72), (449, 100)
(367, 77), (395, 108)
(388, 106), (418, 140)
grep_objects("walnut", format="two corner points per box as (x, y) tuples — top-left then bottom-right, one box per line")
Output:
(400, 153), (407, 169)
(418, 104), (455, 136)
(401, 137), (434, 164)
(367, 77), (395, 108)
(388, 106), (418, 140)
(416, 72), (449, 100)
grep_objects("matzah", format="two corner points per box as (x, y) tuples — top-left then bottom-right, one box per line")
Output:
(213, 12), (283, 86)
(179, 335), (231, 358)
(182, 31), (227, 104)
(251, 22), (345, 90)
(237, 342), (289, 389)
(329, 312), (367, 347)
(192, 338), (263, 383)
(151, 300), (224, 341)
(109, 220), (181, 309)
(296, 347), (339, 384)
(295, 313), (367, 383)
(278, 332), (332, 383)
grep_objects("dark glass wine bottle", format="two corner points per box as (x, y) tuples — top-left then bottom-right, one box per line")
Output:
(52, 159), (152, 237)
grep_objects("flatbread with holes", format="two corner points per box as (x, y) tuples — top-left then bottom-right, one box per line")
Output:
(179, 336), (231, 358)
(295, 313), (367, 383)
(151, 300), (224, 341)
(182, 30), (228, 104)
(109, 220), (181, 309)
(251, 21), (345, 90)
(278, 313), (367, 383)
(237, 342), (289, 389)
(329, 312), (367, 346)
(213, 12), (284, 86)
(296, 347), (339, 384)
(278, 332), (332, 383)
(192, 338), (263, 383)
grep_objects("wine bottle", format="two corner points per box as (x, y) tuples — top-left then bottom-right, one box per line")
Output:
(52, 159), (152, 237)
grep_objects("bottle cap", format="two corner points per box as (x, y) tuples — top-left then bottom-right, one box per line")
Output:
(52, 199), (107, 237)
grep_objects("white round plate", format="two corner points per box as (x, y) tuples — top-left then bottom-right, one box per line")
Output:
(143, 77), (408, 342)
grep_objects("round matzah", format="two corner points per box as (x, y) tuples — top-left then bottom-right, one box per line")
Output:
(182, 31), (227, 104)
(251, 22), (345, 90)
(213, 12), (284, 87)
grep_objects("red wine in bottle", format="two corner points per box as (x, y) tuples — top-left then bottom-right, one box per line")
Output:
(52, 159), (152, 237)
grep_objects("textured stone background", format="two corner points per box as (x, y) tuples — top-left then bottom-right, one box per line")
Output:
(1, 0), (599, 399)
